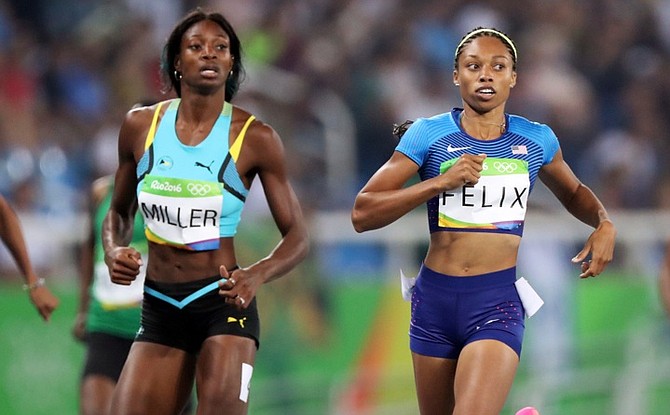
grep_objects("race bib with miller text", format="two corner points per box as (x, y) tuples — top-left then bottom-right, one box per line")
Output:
(138, 175), (223, 250)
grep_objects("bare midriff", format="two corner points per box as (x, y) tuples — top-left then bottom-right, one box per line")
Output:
(146, 237), (237, 283)
(424, 231), (521, 276)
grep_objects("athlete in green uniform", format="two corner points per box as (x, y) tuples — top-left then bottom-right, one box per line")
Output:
(72, 175), (147, 415)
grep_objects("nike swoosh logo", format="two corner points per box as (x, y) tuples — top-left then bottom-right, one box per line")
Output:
(447, 144), (472, 152)
(475, 318), (501, 330)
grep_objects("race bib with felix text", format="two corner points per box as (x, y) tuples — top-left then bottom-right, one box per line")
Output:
(438, 157), (530, 231)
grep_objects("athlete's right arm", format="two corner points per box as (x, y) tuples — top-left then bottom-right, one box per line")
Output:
(0, 195), (59, 321)
(102, 108), (151, 285)
(351, 151), (485, 232)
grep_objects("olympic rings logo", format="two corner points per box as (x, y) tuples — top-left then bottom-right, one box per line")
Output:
(493, 161), (518, 173)
(187, 183), (211, 196)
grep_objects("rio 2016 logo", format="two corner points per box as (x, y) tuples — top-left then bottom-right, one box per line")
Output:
(150, 180), (182, 193)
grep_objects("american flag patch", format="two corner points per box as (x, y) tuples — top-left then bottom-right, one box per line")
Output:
(511, 145), (527, 155)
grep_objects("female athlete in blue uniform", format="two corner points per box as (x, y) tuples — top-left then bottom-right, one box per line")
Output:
(102, 9), (308, 415)
(352, 27), (616, 415)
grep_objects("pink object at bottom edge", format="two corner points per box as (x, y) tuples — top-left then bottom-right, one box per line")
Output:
(515, 407), (539, 415)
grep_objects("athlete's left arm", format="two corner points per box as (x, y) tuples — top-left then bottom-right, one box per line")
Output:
(238, 121), (309, 286)
(539, 148), (616, 277)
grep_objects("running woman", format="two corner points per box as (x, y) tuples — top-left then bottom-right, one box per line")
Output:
(352, 27), (616, 415)
(103, 9), (308, 415)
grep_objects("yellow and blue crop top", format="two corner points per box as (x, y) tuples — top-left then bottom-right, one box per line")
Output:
(136, 99), (253, 250)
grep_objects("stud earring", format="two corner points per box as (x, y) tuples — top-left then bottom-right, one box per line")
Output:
(174, 70), (182, 80)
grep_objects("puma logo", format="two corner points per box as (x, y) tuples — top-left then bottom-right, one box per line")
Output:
(195, 160), (214, 174)
(227, 317), (247, 328)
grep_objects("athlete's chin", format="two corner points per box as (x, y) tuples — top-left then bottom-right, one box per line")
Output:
(467, 99), (505, 114)
(192, 83), (225, 96)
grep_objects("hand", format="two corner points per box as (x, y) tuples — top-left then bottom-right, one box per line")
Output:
(105, 246), (142, 285)
(218, 265), (258, 310)
(29, 285), (59, 322)
(72, 312), (87, 341)
(572, 220), (616, 278)
(440, 153), (487, 190)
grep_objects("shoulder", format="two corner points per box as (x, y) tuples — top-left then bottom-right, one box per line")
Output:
(231, 105), (280, 144)
(118, 100), (175, 155)
(508, 114), (556, 139)
(415, 111), (456, 129)
(508, 114), (560, 163)
(406, 111), (458, 139)
(398, 111), (455, 145)
(229, 106), (285, 174)
(122, 100), (173, 133)
(393, 112), (454, 167)
(125, 102), (162, 124)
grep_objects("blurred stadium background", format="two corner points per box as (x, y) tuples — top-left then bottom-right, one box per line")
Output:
(1, 0), (670, 414)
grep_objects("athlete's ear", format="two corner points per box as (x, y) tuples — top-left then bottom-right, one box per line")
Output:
(453, 70), (459, 87)
(510, 71), (517, 88)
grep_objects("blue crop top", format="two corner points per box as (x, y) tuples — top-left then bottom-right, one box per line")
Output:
(136, 99), (253, 250)
(395, 108), (559, 237)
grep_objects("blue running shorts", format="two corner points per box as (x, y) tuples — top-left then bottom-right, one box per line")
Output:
(409, 264), (524, 359)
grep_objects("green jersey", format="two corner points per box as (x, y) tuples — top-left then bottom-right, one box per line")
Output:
(86, 182), (147, 339)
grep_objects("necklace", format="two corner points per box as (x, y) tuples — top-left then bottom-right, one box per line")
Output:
(460, 112), (506, 135)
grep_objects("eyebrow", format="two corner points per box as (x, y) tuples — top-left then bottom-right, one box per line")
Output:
(463, 53), (511, 60)
(184, 34), (229, 43)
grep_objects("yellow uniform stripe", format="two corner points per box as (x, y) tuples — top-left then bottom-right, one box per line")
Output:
(229, 115), (255, 162)
(144, 101), (165, 151)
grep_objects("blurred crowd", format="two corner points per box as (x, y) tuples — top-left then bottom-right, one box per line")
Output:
(0, 0), (669, 273)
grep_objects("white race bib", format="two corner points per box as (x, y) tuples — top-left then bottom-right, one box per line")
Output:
(139, 175), (223, 250)
(438, 158), (530, 230)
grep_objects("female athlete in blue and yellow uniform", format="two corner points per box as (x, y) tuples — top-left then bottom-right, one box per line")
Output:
(102, 9), (308, 415)
(352, 27), (617, 415)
